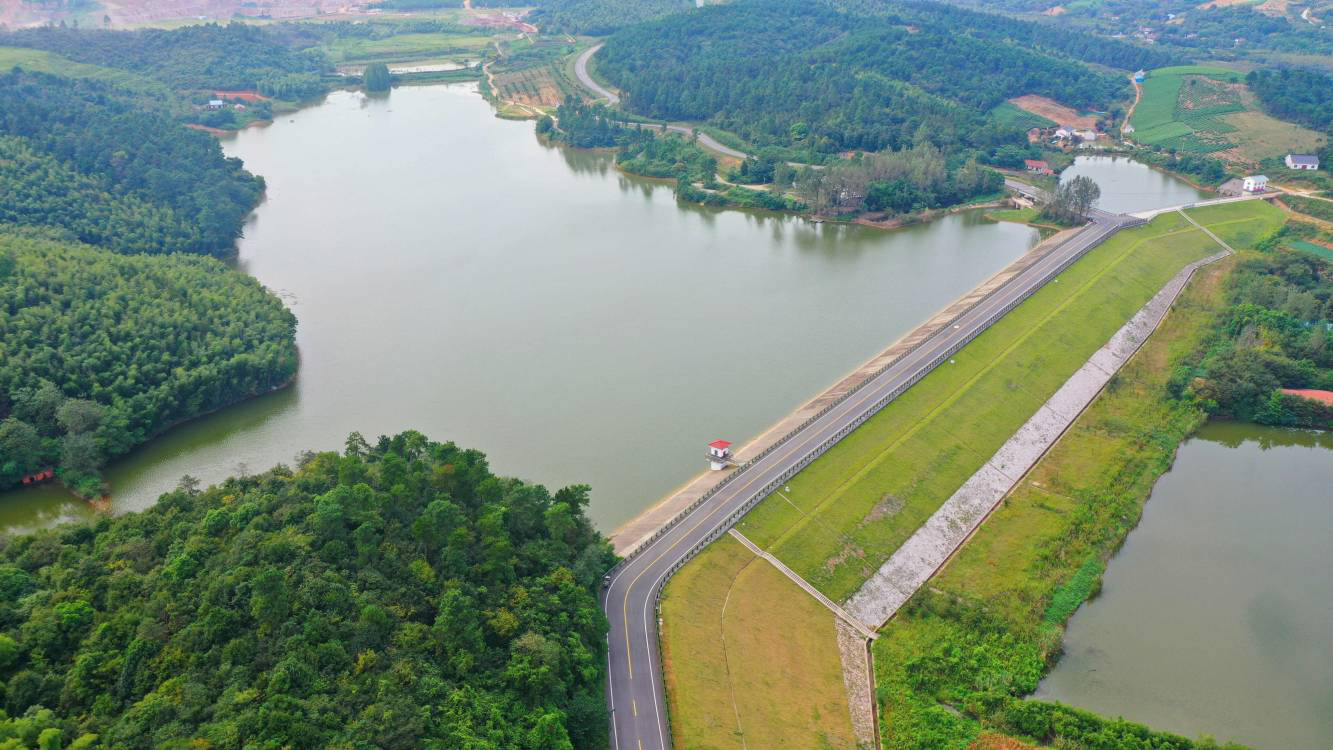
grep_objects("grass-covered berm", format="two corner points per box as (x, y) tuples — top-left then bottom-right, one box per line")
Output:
(657, 200), (1285, 750)
(735, 203), (1282, 604)
(873, 204), (1285, 749)
(0, 432), (615, 749)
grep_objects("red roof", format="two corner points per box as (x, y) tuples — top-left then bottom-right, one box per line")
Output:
(1281, 388), (1333, 406)
(708, 439), (732, 450)
(1024, 159), (1049, 169)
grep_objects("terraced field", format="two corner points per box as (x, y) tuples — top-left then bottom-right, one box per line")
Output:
(1130, 65), (1244, 154)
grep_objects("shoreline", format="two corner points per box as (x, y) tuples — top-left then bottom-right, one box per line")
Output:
(608, 221), (1082, 553)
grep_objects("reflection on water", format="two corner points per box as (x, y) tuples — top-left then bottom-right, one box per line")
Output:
(1036, 421), (1333, 750)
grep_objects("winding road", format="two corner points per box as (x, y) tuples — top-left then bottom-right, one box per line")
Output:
(573, 44), (749, 160)
(602, 202), (1142, 750)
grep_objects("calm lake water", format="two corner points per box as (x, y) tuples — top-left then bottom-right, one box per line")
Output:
(1037, 422), (1333, 749)
(0, 92), (1201, 534)
(1060, 155), (1208, 214)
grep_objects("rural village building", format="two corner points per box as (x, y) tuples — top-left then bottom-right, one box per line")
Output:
(1024, 159), (1054, 175)
(1285, 154), (1320, 171)
(1242, 175), (1268, 193)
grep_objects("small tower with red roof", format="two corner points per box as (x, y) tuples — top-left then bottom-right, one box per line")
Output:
(707, 439), (733, 470)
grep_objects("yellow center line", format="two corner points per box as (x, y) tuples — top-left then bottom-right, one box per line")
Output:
(632, 699), (638, 717)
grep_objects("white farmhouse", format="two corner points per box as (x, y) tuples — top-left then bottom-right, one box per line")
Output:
(1242, 175), (1268, 193)
(1285, 154), (1320, 171)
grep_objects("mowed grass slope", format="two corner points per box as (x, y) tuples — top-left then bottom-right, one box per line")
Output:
(735, 200), (1286, 603)
(659, 536), (859, 750)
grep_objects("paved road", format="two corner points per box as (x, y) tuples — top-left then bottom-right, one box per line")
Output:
(573, 44), (749, 160)
(602, 206), (1140, 750)
(574, 44), (619, 105)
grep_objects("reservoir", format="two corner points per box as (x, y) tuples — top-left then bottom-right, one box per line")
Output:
(0, 88), (1202, 535)
(1036, 422), (1333, 749)
(1059, 154), (1207, 214)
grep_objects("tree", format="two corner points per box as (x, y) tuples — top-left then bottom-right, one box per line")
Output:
(1040, 175), (1101, 225)
(56, 399), (104, 435)
(0, 419), (43, 485)
(363, 63), (392, 92)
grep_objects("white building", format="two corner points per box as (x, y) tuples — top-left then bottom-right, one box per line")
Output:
(1285, 154), (1320, 171)
(1242, 175), (1268, 193)
(707, 440), (733, 471)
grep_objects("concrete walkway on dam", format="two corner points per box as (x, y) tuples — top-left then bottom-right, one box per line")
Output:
(844, 231), (1232, 628)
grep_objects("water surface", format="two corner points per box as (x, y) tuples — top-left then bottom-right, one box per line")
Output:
(1061, 155), (1209, 214)
(1037, 422), (1333, 749)
(0, 89), (1204, 533)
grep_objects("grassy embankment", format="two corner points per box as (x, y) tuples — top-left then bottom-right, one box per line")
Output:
(983, 207), (1063, 229)
(734, 206), (1287, 604)
(659, 536), (859, 750)
(1131, 65), (1322, 163)
(660, 199), (1283, 749)
(873, 201), (1284, 749)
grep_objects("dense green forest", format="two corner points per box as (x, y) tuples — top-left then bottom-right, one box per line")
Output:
(0, 23), (329, 99)
(0, 69), (264, 256)
(0, 230), (297, 496)
(0, 432), (613, 748)
(596, 0), (1131, 154)
(841, 0), (1174, 71)
(1180, 250), (1333, 429)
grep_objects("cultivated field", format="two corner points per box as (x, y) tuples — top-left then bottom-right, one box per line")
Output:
(658, 536), (859, 750)
(1131, 65), (1324, 164)
(320, 32), (493, 64)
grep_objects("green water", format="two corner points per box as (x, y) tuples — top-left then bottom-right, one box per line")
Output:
(0, 86), (1202, 534)
(1037, 422), (1333, 749)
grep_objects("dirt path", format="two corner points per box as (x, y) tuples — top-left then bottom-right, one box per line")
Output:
(1123, 75), (1143, 138)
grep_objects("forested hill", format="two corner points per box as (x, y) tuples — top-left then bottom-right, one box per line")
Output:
(596, 0), (1136, 153)
(0, 69), (263, 256)
(0, 229), (298, 497)
(837, 0), (1175, 71)
(0, 432), (613, 749)
(0, 23), (328, 99)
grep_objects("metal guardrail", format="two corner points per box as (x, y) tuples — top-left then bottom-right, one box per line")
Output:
(604, 218), (1128, 582)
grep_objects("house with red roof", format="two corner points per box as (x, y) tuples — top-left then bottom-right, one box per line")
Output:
(1024, 159), (1053, 175)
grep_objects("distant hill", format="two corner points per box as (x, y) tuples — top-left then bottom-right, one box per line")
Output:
(597, 0), (1155, 153)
